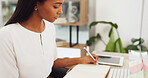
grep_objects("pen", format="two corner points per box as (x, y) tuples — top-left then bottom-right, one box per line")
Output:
(83, 47), (96, 61)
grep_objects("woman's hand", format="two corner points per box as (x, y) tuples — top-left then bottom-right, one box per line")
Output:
(80, 54), (98, 64)
(53, 54), (98, 68)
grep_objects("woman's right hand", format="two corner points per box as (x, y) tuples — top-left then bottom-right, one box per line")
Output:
(80, 54), (98, 65)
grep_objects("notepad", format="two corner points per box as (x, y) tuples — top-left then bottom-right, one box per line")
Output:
(64, 64), (110, 78)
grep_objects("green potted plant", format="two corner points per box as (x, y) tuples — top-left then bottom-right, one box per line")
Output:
(86, 21), (126, 53)
(125, 38), (148, 52)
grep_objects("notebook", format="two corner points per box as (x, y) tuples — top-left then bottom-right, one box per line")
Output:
(64, 64), (110, 78)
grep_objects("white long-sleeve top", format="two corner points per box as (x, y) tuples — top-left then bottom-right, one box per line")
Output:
(0, 20), (57, 78)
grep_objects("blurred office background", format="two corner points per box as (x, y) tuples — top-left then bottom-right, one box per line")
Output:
(0, 0), (148, 52)
(0, 0), (89, 44)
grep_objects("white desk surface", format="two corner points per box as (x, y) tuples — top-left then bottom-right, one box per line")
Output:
(65, 51), (129, 78)
(93, 51), (129, 69)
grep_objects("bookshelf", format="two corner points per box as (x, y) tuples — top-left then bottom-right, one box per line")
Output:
(54, 0), (88, 26)
(54, 0), (88, 47)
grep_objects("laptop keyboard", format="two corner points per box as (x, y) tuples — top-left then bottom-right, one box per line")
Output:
(107, 68), (130, 78)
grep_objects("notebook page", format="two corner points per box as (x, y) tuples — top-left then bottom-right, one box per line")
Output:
(64, 64), (110, 78)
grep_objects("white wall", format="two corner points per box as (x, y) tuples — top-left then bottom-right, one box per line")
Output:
(88, 0), (96, 51)
(0, 0), (3, 27)
(142, 0), (148, 47)
(94, 0), (148, 51)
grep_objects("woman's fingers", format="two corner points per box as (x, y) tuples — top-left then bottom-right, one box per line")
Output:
(92, 54), (98, 62)
(80, 54), (98, 64)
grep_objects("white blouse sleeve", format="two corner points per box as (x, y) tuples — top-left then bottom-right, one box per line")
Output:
(0, 29), (19, 78)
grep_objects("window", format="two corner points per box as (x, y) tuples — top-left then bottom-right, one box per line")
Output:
(0, 0), (16, 26)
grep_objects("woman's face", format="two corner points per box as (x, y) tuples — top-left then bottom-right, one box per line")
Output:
(36, 0), (64, 22)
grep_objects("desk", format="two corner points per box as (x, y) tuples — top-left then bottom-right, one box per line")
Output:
(64, 51), (129, 78)
(93, 51), (129, 69)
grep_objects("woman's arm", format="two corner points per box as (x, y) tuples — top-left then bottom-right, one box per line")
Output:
(0, 30), (19, 78)
(52, 54), (98, 68)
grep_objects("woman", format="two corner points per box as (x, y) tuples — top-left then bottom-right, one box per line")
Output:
(0, 0), (98, 78)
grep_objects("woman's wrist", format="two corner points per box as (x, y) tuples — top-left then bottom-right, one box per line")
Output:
(78, 57), (85, 64)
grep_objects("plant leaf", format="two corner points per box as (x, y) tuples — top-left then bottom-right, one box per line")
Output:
(86, 40), (91, 46)
(86, 34), (102, 46)
(86, 36), (95, 46)
(89, 22), (100, 29)
(131, 38), (144, 44)
(125, 45), (139, 51)
(105, 27), (115, 52)
(113, 23), (118, 29)
(114, 38), (127, 53)
(138, 38), (144, 45)
(109, 27), (113, 37)
(141, 45), (148, 51)
(131, 38), (140, 43)
(89, 21), (117, 29)
(95, 21), (118, 29)
(96, 33), (101, 39)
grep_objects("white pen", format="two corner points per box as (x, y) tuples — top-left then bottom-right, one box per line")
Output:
(83, 47), (96, 61)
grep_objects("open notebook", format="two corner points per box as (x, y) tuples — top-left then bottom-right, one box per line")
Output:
(64, 64), (110, 78)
